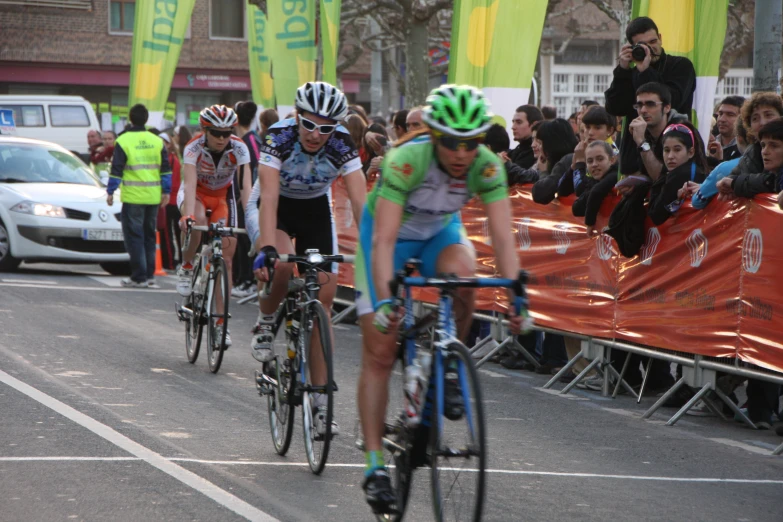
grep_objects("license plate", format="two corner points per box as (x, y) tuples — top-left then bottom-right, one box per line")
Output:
(82, 229), (124, 241)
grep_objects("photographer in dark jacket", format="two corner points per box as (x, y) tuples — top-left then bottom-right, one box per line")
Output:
(604, 16), (696, 177)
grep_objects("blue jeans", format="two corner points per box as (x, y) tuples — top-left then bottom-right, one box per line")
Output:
(121, 203), (158, 283)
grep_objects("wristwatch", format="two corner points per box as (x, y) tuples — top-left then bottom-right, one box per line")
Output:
(638, 142), (651, 152)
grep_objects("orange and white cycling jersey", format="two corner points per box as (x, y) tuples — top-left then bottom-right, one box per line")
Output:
(182, 134), (250, 196)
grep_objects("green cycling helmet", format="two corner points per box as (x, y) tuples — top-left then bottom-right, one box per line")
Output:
(422, 84), (493, 138)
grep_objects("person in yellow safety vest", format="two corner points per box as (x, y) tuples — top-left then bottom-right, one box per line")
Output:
(106, 103), (172, 288)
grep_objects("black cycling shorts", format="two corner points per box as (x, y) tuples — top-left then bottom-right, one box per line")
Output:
(277, 194), (337, 274)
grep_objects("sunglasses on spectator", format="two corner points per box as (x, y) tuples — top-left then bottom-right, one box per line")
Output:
(663, 123), (695, 147)
(633, 101), (664, 110)
(433, 132), (484, 151)
(300, 116), (337, 135)
(207, 129), (232, 139)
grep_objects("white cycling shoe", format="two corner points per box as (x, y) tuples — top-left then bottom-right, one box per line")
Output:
(251, 323), (275, 362)
(176, 266), (193, 297)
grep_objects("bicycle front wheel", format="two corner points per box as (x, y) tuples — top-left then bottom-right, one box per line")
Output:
(430, 341), (486, 522)
(265, 309), (295, 455)
(205, 257), (229, 374)
(301, 300), (334, 475)
(185, 257), (204, 364)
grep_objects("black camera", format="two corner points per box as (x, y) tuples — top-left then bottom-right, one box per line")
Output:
(631, 43), (648, 62)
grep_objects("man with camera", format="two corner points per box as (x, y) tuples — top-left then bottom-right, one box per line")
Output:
(605, 17), (696, 177)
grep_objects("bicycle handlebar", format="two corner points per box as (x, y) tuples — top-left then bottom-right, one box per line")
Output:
(191, 224), (247, 236)
(278, 253), (355, 264)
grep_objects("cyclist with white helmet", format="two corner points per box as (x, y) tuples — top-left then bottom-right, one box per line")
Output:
(177, 105), (253, 348)
(251, 81), (366, 436)
(354, 85), (528, 514)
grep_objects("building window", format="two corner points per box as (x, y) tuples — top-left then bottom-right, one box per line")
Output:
(210, 0), (245, 39)
(553, 74), (569, 94)
(574, 74), (590, 94)
(550, 68), (610, 118)
(110, 0), (135, 33)
(49, 106), (90, 127)
(594, 74), (610, 94)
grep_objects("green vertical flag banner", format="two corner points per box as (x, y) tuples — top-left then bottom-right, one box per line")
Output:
(448, 0), (549, 132)
(247, 4), (275, 109)
(630, 0), (729, 144)
(268, 0), (317, 115)
(128, 0), (196, 127)
(320, 0), (341, 85)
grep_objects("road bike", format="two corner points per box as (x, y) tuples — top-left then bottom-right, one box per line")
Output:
(254, 249), (354, 474)
(368, 261), (529, 522)
(175, 219), (245, 374)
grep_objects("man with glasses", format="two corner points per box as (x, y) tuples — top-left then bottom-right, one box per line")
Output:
(250, 82), (366, 436)
(176, 105), (253, 347)
(604, 16), (696, 178)
(626, 82), (689, 182)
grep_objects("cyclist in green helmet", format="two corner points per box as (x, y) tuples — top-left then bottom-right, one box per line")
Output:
(355, 85), (528, 514)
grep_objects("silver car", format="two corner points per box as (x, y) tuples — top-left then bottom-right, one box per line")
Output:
(0, 136), (129, 274)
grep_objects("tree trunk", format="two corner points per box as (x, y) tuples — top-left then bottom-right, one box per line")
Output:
(752, 0), (782, 92)
(404, 19), (430, 107)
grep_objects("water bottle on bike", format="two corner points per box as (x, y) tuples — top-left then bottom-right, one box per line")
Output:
(404, 347), (431, 426)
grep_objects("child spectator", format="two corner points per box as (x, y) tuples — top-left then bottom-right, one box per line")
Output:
(719, 119), (783, 199)
(566, 106), (618, 197)
(648, 121), (707, 225)
(572, 141), (619, 236)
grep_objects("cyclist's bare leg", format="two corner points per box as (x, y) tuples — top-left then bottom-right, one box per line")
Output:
(216, 236), (236, 317)
(258, 230), (295, 316)
(435, 244), (476, 341)
(308, 272), (336, 386)
(358, 315), (399, 452)
(182, 200), (207, 266)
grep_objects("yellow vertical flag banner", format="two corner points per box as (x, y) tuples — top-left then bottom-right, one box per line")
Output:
(632, 0), (729, 143)
(268, 0), (317, 115)
(247, 4), (275, 109)
(128, 0), (196, 127)
(320, 0), (341, 85)
(448, 0), (548, 130)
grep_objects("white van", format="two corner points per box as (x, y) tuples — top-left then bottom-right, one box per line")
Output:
(0, 95), (100, 155)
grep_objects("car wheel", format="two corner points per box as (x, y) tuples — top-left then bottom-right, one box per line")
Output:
(0, 219), (21, 272)
(100, 262), (132, 276)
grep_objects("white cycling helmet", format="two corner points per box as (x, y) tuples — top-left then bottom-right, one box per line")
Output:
(199, 105), (238, 129)
(295, 81), (348, 122)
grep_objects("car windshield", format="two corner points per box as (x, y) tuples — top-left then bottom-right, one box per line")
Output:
(0, 142), (101, 186)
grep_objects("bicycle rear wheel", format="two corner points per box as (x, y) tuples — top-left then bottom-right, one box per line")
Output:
(265, 311), (295, 455)
(430, 341), (486, 522)
(205, 257), (229, 374)
(185, 257), (204, 364)
(301, 300), (334, 475)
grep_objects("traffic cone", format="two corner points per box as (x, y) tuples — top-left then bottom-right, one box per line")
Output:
(154, 231), (167, 277)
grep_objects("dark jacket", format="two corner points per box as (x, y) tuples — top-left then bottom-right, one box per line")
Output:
(604, 50), (696, 118)
(531, 153), (573, 205)
(505, 161), (539, 185)
(605, 185), (649, 258)
(732, 169), (783, 198)
(572, 164), (619, 226)
(647, 161), (705, 225)
(730, 142), (763, 177)
(507, 137), (535, 169)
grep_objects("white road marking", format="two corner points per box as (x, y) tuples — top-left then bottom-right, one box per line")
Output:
(0, 370), (278, 522)
(479, 369), (508, 378)
(1, 279), (58, 284)
(54, 371), (91, 378)
(0, 282), (174, 293)
(88, 276), (124, 287)
(57, 335), (79, 339)
(3, 456), (780, 485)
(709, 438), (773, 456)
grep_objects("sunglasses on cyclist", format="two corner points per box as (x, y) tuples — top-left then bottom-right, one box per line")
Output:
(207, 129), (233, 139)
(433, 132), (483, 152)
(299, 116), (337, 135)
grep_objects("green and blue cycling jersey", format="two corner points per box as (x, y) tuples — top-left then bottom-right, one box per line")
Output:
(355, 134), (509, 316)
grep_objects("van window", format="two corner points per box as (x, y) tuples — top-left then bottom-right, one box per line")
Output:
(0, 105), (46, 127)
(50, 105), (90, 127)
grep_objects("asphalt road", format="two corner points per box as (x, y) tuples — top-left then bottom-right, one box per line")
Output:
(1, 263), (782, 522)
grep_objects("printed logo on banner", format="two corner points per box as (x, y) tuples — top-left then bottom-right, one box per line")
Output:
(686, 228), (709, 268)
(640, 227), (661, 266)
(596, 232), (614, 261)
(553, 223), (571, 255)
(741, 228), (763, 274)
(516, 217), (532, 251)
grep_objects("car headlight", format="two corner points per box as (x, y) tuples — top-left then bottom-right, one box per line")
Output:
(10, 201), (67, 218)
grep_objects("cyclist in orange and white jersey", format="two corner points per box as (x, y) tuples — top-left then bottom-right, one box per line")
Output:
(176, 105), (252, 347)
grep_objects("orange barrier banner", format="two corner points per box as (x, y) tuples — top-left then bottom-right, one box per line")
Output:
(332, 181), (783, 373)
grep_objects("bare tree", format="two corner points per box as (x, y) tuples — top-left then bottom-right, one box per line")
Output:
(719, 0), (754, 81)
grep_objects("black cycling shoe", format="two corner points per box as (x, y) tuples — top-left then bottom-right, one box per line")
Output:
(444, 360), (465, 421)
(362, 468), (398, 515)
